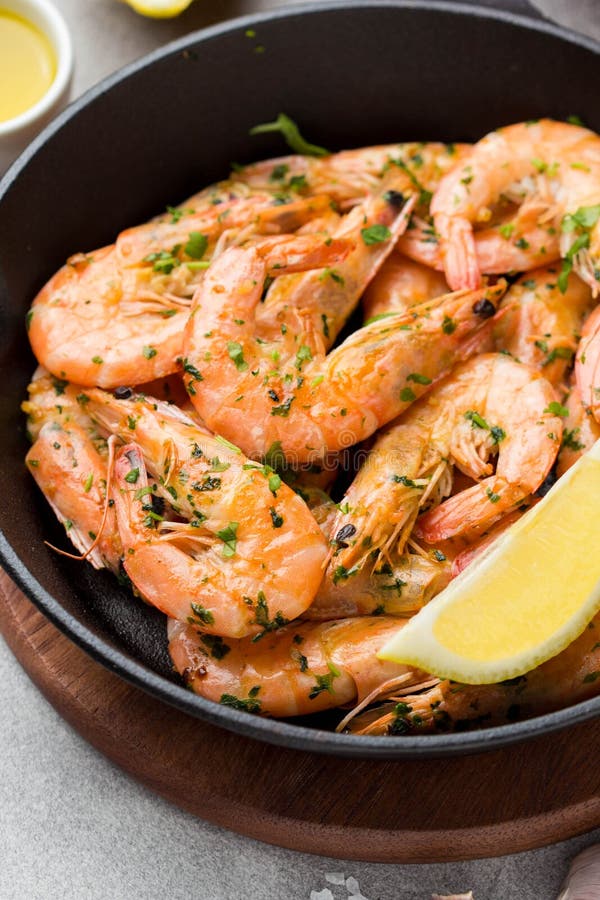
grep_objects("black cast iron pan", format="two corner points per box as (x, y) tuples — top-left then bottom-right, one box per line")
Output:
(1, 1), (599, 758)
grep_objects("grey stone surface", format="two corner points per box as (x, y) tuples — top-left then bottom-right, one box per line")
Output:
(3, 1), (600, 898)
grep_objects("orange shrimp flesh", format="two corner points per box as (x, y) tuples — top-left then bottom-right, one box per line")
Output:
(232, 142), (470, 210)
(576, 304), (600, 422)
(494, 266), (594, 387)
(256, 174), (416, 346)
(347, 613), (600, 735)
(431, 119), (600, 292)
(25, 422), (121, 572)
(183, 240), (506, 463)
(329, 352), (562, 547)
(27, 192), (336, 389)
(92, 391), (327, 638)
(361, 251), (449, 322)
(167, 615), (429, 718)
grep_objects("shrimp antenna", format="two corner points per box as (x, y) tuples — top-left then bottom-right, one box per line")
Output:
(44, 435), (119, 562)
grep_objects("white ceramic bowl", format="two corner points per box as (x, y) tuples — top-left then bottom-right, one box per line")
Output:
(0, 0), (73, 173)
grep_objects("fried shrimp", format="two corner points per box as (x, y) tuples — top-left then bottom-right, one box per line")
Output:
(23, 121), (600, 739)
(413, 353), (562, 542)
(233, 141), (470, 210)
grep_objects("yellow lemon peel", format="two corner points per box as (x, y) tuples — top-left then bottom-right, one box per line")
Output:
(379, 440), (600, 684)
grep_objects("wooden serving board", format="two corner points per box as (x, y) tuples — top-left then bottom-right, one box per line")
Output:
(1, 569), (599, 863)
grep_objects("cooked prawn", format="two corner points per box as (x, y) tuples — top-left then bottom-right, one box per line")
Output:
(576, 304), (600, 421)
(431, 119), (600, 291)
(167, 615), (433, 717)
(27, 193), (337, 389)
(557, 377), (600, 476)
(326, 352), (558, 551)
(234, 141), (470, 210)
(347, 612), (600, 734)
(295, 486), (451, 619)
(23, 373), (122, 571)
(183, 239), (506, 462)
(115, 192), (333, 269)
(361, 251), (449, 322)
(322, 353), (559, 564)
(256, 173), (416, 345)
(399, 198), (561, 276)
(88, 391), (327, 637)
(494, 266), (594, 387)
(306, 550), (451, 620)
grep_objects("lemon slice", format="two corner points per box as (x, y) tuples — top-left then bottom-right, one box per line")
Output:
(379, 439), (600, 684)
(122, 0), (193, 17)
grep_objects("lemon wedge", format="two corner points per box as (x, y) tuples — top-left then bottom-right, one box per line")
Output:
(379, 439), (600, 684)
(122, 0), (194, 17)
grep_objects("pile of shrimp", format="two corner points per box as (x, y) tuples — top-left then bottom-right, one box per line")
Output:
(22, 118), (600, 737)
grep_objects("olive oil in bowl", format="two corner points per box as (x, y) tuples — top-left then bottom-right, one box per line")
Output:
(0, 8), (56, 123)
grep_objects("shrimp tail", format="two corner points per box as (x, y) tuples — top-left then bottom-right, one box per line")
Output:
(437, 214), (481, 291)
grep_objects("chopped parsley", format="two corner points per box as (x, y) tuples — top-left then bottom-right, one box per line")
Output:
(216, 521), (239, 557)
(558, 205), (600, 292)
(199, 634), (231, 659)
(251, 591), (289, 639)
(465, 409), (489, 430)
(544, 401), (569, 418)
(227, 341), (248, 372)
(442, 315), (457, 335)
(271, 397), (294, 417)
(308, 662), (341, 700)
(406, 372), (431, 385)
(332, 564), (360, 584)
(294, 344), (312, 370)
(391, 474), (423, 489)
(185, 231), (208, 259)
(400, 387), (416, 402)
(562, 428), (584, 451)
(189, 603), (215, 626)
(220, 687), (261, 713)
(182, 358), (203, 381)
(361, 224), (392, 245)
